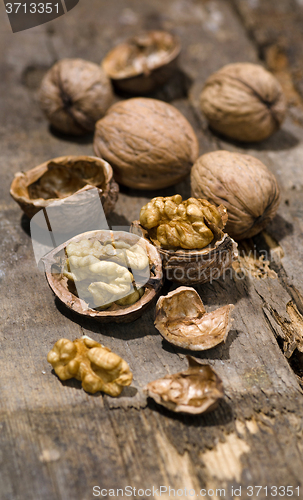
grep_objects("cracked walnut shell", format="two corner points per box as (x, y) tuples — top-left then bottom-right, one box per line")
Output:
(44, 229), (163, 323)
(47, 336), (132, 396)
(131, 195), (238, 284)
(191, 151), (280, 240)
(39, 58), (114, 135)
(155, 287), (234, 350)
(144, 356), (224, 414)
(200, 63), (286, 142)
(93, 98), (199, 189)
(102, 30), (181, 94)
(10, 155), (118, 220)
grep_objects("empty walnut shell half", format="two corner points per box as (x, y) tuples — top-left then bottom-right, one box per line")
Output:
(39, 58), (114, 135)
(44, 230), (163, 323)
(155, 287), (234, 350)
(191, 150), (280, 240)
(144, 356), (224, 414)
(10, 155), (119, 220)
(94, 98), (199, 190)
(102, 31), (181, 94)
(200, 62), (286, 142)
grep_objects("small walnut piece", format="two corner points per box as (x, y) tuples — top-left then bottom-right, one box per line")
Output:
(63, 238), (147, 308)
(144, 356), (224, 414)
(191, 150), (280, 240)
(102, 30), (181, 94)
(47, 336), (133, 396)
(200, 63), (286, 142)
(94, 98), (199, 189)
(139, 195), (226, 249)
(155, 287), (234, 350)
(39, 59), (114, 135)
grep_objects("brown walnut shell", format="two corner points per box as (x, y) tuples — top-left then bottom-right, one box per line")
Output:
(200, 63), (286, 142)
(191, 150), (281, 240)
(102, 31), (181, 94)
(10, 155), (119, 220)
(44, 230), (163, 323)
(155, 287), (234, 350)
(94, 98), (199, 190)
(130, 221), (238, 285)
(39, 58), (114, 135)
(144, 356), (224, 414)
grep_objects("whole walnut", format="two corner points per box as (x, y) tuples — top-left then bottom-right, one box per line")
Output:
(93, 98), (199, 189)
(200, 63), (286, 142)
(191, 150), (280, 240)
(39, 58), (114, 135)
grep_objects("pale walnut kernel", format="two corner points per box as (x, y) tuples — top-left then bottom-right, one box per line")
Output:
(139, 195), (225, 250)
(47, 336), (133, 396)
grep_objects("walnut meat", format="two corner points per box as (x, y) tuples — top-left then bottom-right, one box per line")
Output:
(93, 98), (199, 189)
(47, 336), (132, 396)
(39, 58), (114, 135)
(10, 155), (118, 220)
(44, 229), (163, 323)
(102, 31), (181, 94)
(155, 287), (234, 350)
(139, 194), (225, 250)
(200, 63), (286, 142)
(144, 356), (224, 414)
(191, 150), (280, 240)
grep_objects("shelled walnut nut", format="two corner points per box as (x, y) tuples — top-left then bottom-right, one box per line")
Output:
(144, 356), (224, 414)
(47, 336), (132, 396)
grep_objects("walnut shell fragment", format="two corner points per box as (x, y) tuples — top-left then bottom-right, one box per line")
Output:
(102, 31), (181, 94)
(191, 151), (280, 240)
(47, 335), (132, 396)
(10, 155), (118, 220)
(200, 62), (286, 142)
(144, 356), (224, 414)
(94, 98), (199, 190)
(155, 287), (234, 350)
(39, 58), (114, 135)
(44, 230), (163, 323)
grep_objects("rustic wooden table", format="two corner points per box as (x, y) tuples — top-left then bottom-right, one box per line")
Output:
(1, 1), (303, 499)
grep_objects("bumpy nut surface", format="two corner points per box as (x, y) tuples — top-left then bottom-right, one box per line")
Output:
(39, 59), (114, 135)
(191, 150), (280, 240)
(155, 287), (234, 350)
(200, 63), (286, 142)
(139, 195), (226, 249)
(63, 238), (146, 308)
(47, 336), (132, 396)
(93, 98), (199, 189)
(144, 356), (224, 414)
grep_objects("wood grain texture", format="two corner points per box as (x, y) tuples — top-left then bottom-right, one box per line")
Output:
(1, 1), (303, 499)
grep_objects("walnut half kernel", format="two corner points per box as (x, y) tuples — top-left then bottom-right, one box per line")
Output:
(155, 287), (234, 350)
(144, 356), (224, 414)
(47, 336), (133, 396)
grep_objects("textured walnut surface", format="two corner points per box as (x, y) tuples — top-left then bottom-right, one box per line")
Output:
(139, 194), (226, 249)
(47, 336), (132, 395)
(191, 150), (280, 240)
(144, 356), (224, 414)
(200, 62), (286, 142)
(39, 58), (114, 135)
(94, 98), (199, 189)
(155, 287), (234, 350)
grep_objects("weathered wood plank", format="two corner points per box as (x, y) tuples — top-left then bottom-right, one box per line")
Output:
(1, 1), (303, 499)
